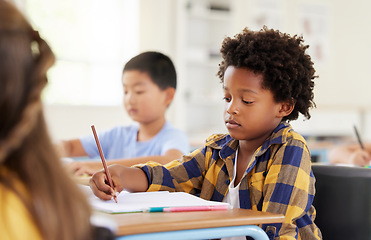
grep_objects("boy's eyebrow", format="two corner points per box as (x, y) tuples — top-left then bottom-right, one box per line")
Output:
(223, 86), (258, 95)
(123, 81), (146, 87)
(240, 89), (258, 95)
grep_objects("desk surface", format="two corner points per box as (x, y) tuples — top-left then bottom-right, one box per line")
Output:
(104, 208), (284, 236)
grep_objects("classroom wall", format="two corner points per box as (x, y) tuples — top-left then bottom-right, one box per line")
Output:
(288, 0), (371, 140)
(44, 0), (371, 144)
(44, 105), (129, 141)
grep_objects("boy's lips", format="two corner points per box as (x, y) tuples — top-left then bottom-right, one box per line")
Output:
(128, 108), (138, 115)
(225, 119), (241, 129)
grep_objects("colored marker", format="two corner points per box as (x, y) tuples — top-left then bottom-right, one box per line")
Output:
(147, 205), (231, 213)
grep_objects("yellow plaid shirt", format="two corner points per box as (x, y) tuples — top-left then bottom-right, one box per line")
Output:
(139, 123), (322, 239)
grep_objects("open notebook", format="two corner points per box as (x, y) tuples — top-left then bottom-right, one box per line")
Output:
(80, 185), (230, 214)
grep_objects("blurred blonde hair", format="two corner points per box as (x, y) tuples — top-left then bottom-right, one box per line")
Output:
(0, 1), (93, 239)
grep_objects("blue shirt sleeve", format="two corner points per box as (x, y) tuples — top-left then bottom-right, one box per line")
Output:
(79, 126), (134, 160)
(79, 122), (190, 160)
(157, 127), (190, 155)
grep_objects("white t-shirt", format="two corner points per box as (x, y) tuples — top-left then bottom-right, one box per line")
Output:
(222, 149), (246, 240)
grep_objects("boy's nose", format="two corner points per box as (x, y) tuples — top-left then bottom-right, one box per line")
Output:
(125, 93), (136, 104)
(226, 101), (239, 115)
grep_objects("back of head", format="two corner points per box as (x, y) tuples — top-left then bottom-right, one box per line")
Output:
(0, 1), (93, 239)
(218, 27), (316, 122)
(123, 51), (177, 90)
(0, 0), (52, 143)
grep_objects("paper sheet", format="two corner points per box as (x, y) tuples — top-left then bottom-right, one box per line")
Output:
(80, 185), (229, 214)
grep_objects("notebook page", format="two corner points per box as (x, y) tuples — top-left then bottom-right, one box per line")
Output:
(80, 185), (229, 213)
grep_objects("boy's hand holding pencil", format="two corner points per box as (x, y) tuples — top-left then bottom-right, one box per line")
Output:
(90, 125), (148, 201)
(89, 168), (121, 201)
(89, 125), (150, 201)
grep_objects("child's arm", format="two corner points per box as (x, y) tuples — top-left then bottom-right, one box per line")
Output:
(56, 139), (88, 157)
(328, 143), (371, 166)
(67, 148), (183, 176)
(89, 164), (148, 200)
(261, 140), (319, 239)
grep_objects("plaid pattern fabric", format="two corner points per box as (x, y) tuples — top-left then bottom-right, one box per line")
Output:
(139, 123), (322, 239)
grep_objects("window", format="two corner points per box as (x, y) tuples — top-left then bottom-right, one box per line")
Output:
(24, 0), (139, 105)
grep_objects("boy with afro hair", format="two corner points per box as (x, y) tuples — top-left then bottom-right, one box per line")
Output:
(89, 27), (322, 239)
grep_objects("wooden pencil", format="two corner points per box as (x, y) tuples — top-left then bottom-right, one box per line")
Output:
(91, 125), (117, 203)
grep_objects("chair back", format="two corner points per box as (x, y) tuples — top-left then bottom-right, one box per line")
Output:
(312, 164), (371, 240)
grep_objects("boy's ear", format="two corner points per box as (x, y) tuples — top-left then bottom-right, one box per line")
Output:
(164, 87), (176, 107)
(277, 98), (295, 118)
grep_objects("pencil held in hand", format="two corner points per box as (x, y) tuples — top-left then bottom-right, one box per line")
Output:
(354, 125), (365, 149)
(91, 125), (118, 203)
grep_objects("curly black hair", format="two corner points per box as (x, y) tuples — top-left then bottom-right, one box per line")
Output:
(217, 27), (317, 122)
